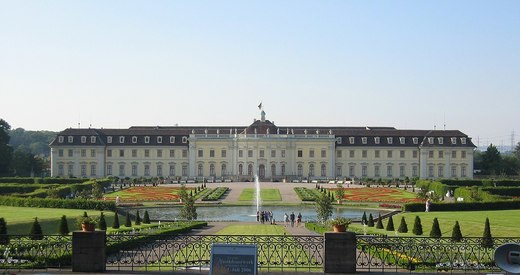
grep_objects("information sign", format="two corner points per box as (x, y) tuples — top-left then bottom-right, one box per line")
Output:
(210, 243), (257, 275)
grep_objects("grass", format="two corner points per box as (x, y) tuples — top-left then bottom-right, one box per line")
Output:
(239, 188), (282, 201)
(215, 224), (287, 235)
(349, 209), (520, 237)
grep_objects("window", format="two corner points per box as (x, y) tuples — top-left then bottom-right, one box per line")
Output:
(58, 149), (64, 157)
(428, 137), (434, 144)
(245, 150), (251, 158)
(429, 151), (434, 158)
(297, 150), (303, 158)
(336, 137), (342, 144)
(337, 150), (342, 158)
(461, 137), (466, 144)
(400, 150), (405, 158)
(119, 164), (125, 176)
(144, 164), (150, 176)
(297, 164), (303, 177)
(259, 150), (264, 158)
(198, 164), (203, 176)
(198, 150), (203, 157)
(182, 165), (187, 176)
(239, 150), (243, 158)
(210, 149), (215, 157)
(145, 149), (150, 157)
(119, 136), (125, 143)
(182, 136), (188, 143)
(349, 137), (355, 144)
(68, 164), (73, 176)
(400, 165), (405, 177)
(119, 149), (124, 157)
(321, 150), (326, 158)
(90, 164), (96, 177)
(107, 136), (112, 143)
(271, 150), (276, 158)
(81, 164), (87, 177)
(144, 136), (150, 143)
(374, 137), (380, 144)
(58, 136), (64, 143)
(413, 151), (418, 158)
(91, 136), (96, 143)
(412, 166), (418, 177)
(309, 150), (314, 158)
(451, 166), (457, 177)
(451, 137), (457, 144)
(248, 164), (253, 176)
(387, 137), (393, 144)
(91, 149), (96, 157)
(281, 150), (286, 158)
(239, 164), (243, 175)
(271, 164), (276, 176)
(413, 137), (419, 144)
(157, 150), (162, 158)
(375, 150), (380, 158)
(157, 136), (162, 143)
(182, 150), (188, 158)
(362, 137), (367, 144)
(170, 136), (175, 143)
(222, 150), (227, 158)
(349, 165), (355, 177)
(349, 150), (355, 158)
(362, 165), (367, 177)
(461, 151), (466, 158)
(170, 150), (175, 158)
(362, 150), (367, 158)
(461, 166), (466, 177)
(428, 166), (434, 177)
(222, 164), (227, 176)
(309, 164), (315, 177)
(157, 165), (163, 176)
(399, 137), (405, 144)
(169, 165), (175, 176)
(81, 149), (86, 157)
(132, 164), (137, 176)
(438, 166), (444, 177)
(438, 151), (444, 159)
(336, 165), (342, 176)
(107, 150), (112, 157)
(132, 150), (137, 158)
(68, 136), (73, 143)
(107, 164), (112, 175)
(374, 166), (380, 177)
(452, 151), (457, 158)
(68, 149), (73, 157)
(387, 166), (393, 177)
(438, 137), (443, 144)
(387, 150), (393, 158)
(210, 164), (215, 176)
(282, 164), (286, 176)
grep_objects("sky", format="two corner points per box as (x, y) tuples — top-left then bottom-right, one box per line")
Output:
(1, 0), (519, 149)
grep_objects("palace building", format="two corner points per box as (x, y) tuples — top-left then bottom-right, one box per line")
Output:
(50, 110), (475, 181)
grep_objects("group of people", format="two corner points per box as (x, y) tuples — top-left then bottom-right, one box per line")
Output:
(256, 210), (276, 224)
(283, 212), (302, 228)
(255, 211), (303, 227)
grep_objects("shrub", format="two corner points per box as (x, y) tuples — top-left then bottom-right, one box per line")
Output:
(398, 217), (408, 233)
(112, 212), (120, 229)
(124, 212), (132, 227)
(58, 215), (69, 235)
(135, 211), (141, 225)
(0, 217), (8, 245)
(143, 210), (151, 224)
(30, 217), (43, 240)
(412, 216), (423, 235)
(367, 213), (374, 227)
(430, 218), (442, 238)
(201, 187), (229, 201)
(0, 196), (116, 211)
(293, 187), (317, 201)
(482, 217), (494, 248)
(403, 200), (520, 212)
(451, 221), (462, 242)
(361, 212), (367, 225)
(98, 212), (107, 230)
(386, 216), (395, 231)
(375, 213), (384, 229)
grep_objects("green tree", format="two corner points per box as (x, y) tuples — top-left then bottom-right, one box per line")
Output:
(58, 215), (69, 235)
(451, 221), (463, 242)
(91, 180), (104, 199)
(98, 212), (107, 230)
(0, 119), (13, 176)
(482, 217), (494, 248)
(481, 144), (502, 175)
(386, 216), (395, 231)
(178, 183), (188, 202)
(0, 217), (8, 245)
(361, 211), (367, 225)
(375, 213), (384, 229)
(315, 192), (333, 224)
(430, 217), (442, 238)
(29, 217), (43, 240)
(179, 195), (197, 221)
(112, 212), (120, 229)
(412, 216), (423, 235)
(367, 213), (375, 227)
(135, 211), (141, 225)
(335, 183), (345, 202)
(143, 210), (151, 224)
(398, 217), (408, 233)
(124, 212), (132, 227)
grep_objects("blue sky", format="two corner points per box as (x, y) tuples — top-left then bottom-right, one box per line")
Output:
(1, 1), (519, 148)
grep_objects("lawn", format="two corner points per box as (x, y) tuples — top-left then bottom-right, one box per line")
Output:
(104, 186), (196, 202)
(335, 187), (422, 203)
(349, 209), (520, 237)
(239, 188), (282, 201)
(216, 224), (287, 235)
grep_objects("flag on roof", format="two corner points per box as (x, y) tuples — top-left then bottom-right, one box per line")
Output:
(258, 102), (262, 110)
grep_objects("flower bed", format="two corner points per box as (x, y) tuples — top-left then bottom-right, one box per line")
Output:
(334, 188), (423, 203)
(105, 187), (195, 202)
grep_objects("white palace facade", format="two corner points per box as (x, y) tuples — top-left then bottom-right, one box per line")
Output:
(50, 111), (475, 181)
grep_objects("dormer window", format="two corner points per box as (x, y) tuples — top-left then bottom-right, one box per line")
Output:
(157, 136), (162, 143)
(336, 137), (342, 144)
(107, 136), (112, 143)
(461, 137), (467, 144)
(90, 136), (96, 143)
(81, 136), (87, 143)
(387, 137), (393, 144)
(145, 136), (150, 143)
(428, 137), (434, 144)
(182, 136), (188, 143)
(349, 137), (355, 144)
(362, 137), (367, 144)
(413, 137), (419, 144)
(119, 136), (125, 143)
(374, 137), (380, 144)
(451, 137), (457, 144)
(132, 136), (138, 143)
(438, 137), (443, 144)
(399, 137), (405, 144)
(58, 136), (64, 143)
(170, 136), (176, 143)
(68, 136), (74, 143)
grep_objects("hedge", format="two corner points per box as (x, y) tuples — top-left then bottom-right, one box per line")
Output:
(453, 187), (500, 202)
(201, 187), (228, 201)
(0, 196), (116, 211)
(294, 187), (317, 201)
(482, 187), (520, 197)
(0, 177), (92, 184)
(416, 180), (449, 197)
(440, 179), (520, 187)
(403, 200), (520, 212)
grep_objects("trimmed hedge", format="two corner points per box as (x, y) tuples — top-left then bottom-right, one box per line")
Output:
(201, 187), (228, 201)
(403, 200), (520, 212)
(294, 187), (316, 201)
(453, 187), (500, 202)
(416, 180), (449, 197)
(440, 179), (520, 187)
(482, 187), (520, 196)
(0, 196), (116, 211)
(0, 177), (92, 184)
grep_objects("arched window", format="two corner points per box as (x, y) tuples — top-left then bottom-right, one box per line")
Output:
(198, 164), (203, 177)
(281, 164), (286, 176)
(297, 164), (303, 177)
(239, 164), (243, 175)
(271, 164), (276, 177)
(221, 164), (227, 176)
(210, 164), (215, 176)
(321, 164), (326, 177)
(309, 164), (315, 177)
(248, 164), (253, 176)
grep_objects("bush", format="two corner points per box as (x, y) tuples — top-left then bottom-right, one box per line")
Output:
(29, 217), (43, 240)
(135, 211), (141, 225)
(143, 210), (151, 224)
(376, 213), (384, 229)
(398, 217), (408, 233)
(0, 217), (8, 245)
(403, 200), (520, 212)
(98, 212), (107, 230)
(112, 212), (120, 229)
(412, 216), (423, 235)
(293, 187), (317, 201)
(58, 215), (69, 235)
(0, 196), (116, 211)
(361, 212), (367, 225)
(482, 217), (494, 248)
(201, 187), (229, 201)
(451, 221), (462, 242)
(430, 218), (442, 238)
(367, 213), (374, 227)
(124, 212), (132, 227)
(386, 216), (395, 231)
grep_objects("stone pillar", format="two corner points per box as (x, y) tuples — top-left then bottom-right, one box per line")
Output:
(324, 231), (356, 273)
(72, 231), (106, 272)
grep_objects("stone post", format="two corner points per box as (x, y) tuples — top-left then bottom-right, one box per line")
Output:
(324, 231), (356, 273)
(72, 231), (106, 272)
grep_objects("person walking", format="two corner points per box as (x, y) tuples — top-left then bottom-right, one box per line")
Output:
(290, 212), (295, 228)
(284, 213), (289, 227)
(297, 212), (302, 227)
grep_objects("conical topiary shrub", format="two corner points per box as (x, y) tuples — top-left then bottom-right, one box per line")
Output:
(451, 221), (463, 242)
(0, 217), (9, 245)
(367, 213), (374, 227)
(143, 210), (151, 224)
(112, 212), (120, 229)
(482, 217), (494, 248)
(376, 213), (384, 229)
(412, 216), (423, 236)
(386, 216), (395, 231)
(30, 217), (43, 240)
(135, 211), (141, 225)
(398, 217), (408, 233)
(58, 215), (69, 235)
(430, 218), (442, 238)
(98, 212), (107, 230)
(124, 212), (132, 227)
(362, 212), (367, 225)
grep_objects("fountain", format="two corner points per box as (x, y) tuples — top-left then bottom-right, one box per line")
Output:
(255, 174), (261, 212)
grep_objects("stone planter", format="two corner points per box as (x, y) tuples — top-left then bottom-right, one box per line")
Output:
(332, 224), (346, 232)
(82, 223), (95, 232)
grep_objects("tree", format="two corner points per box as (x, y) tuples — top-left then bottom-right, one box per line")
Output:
(124, 212), (132, 227)
(412, 216), (423, 235)
(386, 216), (395, 231)
(58, 215), (69, 235)
(0, 217), (8, 245)
(451, 221), (463, 242)
(430, 217), (442, 238)
(367, 213), (375, 227)
(178, 183), (188, 202)
(361, 211), (367, 225)
(91, 180), (104, 199)
(481, 144), (502, 175)
(482, 217), (494, 248)
(135, 211), (141, 225)
(179, 195), (197, 221)
(315, 192), (333, 224)
(335, 183), (345, 202)
(143, 210), (151, 224)
(30, 217), (43, 240)
(98, 212), (107, 230)
(375, 213), (384, 229)
(398, 217), (408, 233)
(0, 119), (13, 176)
(112, 212), (120, 229)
